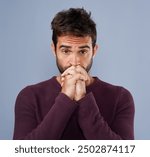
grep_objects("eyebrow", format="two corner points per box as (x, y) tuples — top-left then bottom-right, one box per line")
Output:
(59, 45), (90, 49)
(59, 45), (71, 49)
(79, 45), (90, 49)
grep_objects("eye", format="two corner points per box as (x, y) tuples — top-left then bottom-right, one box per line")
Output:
(79, 49), (88, 55)
(61, 49), (71, 55)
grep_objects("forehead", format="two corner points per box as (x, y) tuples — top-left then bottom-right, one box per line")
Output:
(57, 35), (92, 46)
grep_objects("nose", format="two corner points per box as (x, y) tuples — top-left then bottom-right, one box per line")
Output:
(69, 54), (80, 66)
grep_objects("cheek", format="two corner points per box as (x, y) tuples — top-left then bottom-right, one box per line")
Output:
(57, 55), (69, 66)
(82, 55), (92, 64)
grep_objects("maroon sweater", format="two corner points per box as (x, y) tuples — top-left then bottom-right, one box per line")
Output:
(13, 76), (135, 140)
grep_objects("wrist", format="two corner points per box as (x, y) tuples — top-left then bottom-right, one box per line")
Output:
(61, 90), (74, 100)
(74, 92), (86, 101)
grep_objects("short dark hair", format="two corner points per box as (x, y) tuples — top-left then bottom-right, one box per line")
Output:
(51, 8), (97, 48)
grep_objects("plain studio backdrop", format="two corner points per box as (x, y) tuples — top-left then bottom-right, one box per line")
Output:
(0, 0), (150, 140)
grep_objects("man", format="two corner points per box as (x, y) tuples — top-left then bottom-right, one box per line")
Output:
(13, 8), (135, 140)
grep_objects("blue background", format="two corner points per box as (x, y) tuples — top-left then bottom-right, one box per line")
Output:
(0, 0), (150, 139)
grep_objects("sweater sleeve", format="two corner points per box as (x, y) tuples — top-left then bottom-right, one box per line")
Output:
(77, 88), (135, 140)
(13, 87), (77, 140)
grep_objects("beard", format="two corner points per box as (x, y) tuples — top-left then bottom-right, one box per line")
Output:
(56, 57), (93, 74)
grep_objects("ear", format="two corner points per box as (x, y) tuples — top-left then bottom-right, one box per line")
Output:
(51, 42), (56, 56)
(93, 44), (98, 57)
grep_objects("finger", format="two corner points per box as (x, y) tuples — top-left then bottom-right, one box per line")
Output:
(60, 74), (73, 87)
(61, 66), (76, 77)
(61, 82), (64, 87)
(63, 73), (86, 82)
(61, 69), (77, 77)
(65, 74), (73, 80)
(76, 68), (88, 81)
(60, 76), (64, 87)
(61, 76), (65, 82)
(76, 65), (87, 75)
(71, 73), (87, 82)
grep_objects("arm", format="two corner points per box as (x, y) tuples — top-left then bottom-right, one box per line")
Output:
(77, 88), (135, 140)
(60, 65), (135, 139)
(13, 87), (77, 140)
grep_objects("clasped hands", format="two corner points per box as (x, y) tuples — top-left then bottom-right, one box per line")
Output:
(60, 65), (91, 101)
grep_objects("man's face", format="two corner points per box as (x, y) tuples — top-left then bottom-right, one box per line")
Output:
(52, 35), (97, 73)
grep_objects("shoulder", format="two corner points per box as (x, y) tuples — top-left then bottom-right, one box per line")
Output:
(16, 76), (58, 100)
(91, 77), (134, 104)
(94, 77), (131, 94)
